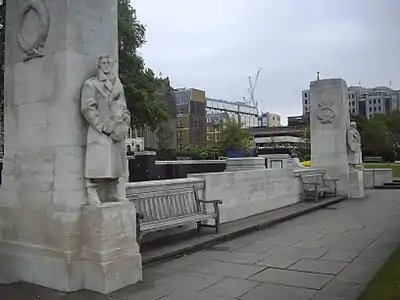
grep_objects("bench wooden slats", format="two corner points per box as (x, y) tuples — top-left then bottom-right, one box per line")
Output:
(127, 185), (222, 244)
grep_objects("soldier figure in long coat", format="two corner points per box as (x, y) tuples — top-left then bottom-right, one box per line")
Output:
(81, 55), (131, 206)
(347, 121), (363, 169)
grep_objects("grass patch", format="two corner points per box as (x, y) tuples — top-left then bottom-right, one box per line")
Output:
(363, 163), (400, 177)
(357, 246), (400, 300)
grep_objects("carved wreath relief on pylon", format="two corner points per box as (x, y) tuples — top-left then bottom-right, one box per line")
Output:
(17, 0), (50, 62)
(317, 100), (335, 124)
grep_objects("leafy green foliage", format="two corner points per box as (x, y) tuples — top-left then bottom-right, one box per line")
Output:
(118, 0), (169, 131)
(218, 117), (254, 151)
(356, 113), (399, 161)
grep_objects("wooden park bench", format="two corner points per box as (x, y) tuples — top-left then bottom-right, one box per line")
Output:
(300, 172), (338, 202)
(129, 185), (223, 244)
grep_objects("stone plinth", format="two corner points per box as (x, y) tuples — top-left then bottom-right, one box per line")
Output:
(349, 169), (364, 198)
(310, 79), (350, 196)
(0, 0), (141, 293)
(225, 157), (266, 172)
(81, 203), (142, 294)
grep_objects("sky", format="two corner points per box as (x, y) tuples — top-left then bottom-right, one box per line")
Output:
(133, 0), (400, 124)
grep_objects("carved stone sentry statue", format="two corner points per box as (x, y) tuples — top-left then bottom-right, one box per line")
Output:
(347, 121), (363, 169)
(81, 55), (131, 206)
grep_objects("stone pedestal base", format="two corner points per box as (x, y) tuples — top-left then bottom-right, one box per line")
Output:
(225, 157), (266, 172)
(81, 202), (142, 294)
(349, 168), (364, 199)
(0, 202), (142, 294)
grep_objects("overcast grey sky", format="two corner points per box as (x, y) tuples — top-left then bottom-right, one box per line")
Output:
(133, 0), (400, 124)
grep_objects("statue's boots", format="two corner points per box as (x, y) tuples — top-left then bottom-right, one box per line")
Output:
(107, 179), (129, 203)
(86, 179), (101, 206)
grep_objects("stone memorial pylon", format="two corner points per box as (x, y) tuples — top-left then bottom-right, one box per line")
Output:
(310, 79), (350, 196)
(0, 0), (142, 293)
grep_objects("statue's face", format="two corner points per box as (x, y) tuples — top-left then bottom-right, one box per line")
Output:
(98, 58), (114, 74)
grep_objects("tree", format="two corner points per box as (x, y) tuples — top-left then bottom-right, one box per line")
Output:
(118, 0), (169, 131)
(218, 117), (253, 152)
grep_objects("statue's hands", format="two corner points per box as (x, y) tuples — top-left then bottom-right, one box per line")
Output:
(102, 123), (114, 135)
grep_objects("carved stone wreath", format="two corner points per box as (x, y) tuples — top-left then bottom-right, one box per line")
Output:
(17, 0), (50, 62)
(317, 100), (335, 124)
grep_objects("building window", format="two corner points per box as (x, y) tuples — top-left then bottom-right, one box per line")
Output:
(207, 118), (211, 123)
(352, 108), (355, 114)
(378, 99), (381, 104)
(304, 99), (308, 104)
(369, 100), (372, 105)
(369, 107), (372, 112)
(206, 127), (210, 132)
(374, 107), (377, 111)
(378, 106), (381, 111)
(178, 143), (183, 150)
(178, 109), (184, 115)
(373, 99), (376, 104)
(304, 92), (308, 97)
(352, 94), (355, 99)
(206, 136), (210, 141)
(177, 119), (183, 127)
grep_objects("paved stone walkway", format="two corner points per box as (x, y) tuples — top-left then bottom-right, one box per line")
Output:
(1, 189), (400, 299)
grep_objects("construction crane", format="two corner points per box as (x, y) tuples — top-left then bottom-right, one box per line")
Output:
(243, 68), (261, 111)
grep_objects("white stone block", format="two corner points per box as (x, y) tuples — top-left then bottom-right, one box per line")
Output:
(81, 202), (142, 293)
(225, 157), (266, 172)
(349, 169), (364, 198)
(310, 79), (350, 196)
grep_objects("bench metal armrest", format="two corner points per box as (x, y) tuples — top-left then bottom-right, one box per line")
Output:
(197, 199), (222, 216)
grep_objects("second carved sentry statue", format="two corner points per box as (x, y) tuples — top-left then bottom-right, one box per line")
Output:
(81, 55), (131, 206)
(347, 121), (363, 169)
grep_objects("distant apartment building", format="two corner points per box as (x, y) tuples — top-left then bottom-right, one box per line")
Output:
(259, 112), (281, 127)
(206, 98), (258, 128)
(287, 114), (310, 126)
(206, 112), (228, 145)
(302, 85), (400, 119)
(175, 88), (206, 150)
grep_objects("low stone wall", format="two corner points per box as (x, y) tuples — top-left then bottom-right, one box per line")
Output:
(189, 169), (299, 224)
(363, 168), (393, 188)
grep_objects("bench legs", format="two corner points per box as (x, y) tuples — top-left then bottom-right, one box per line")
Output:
(197, 216), (221, 234)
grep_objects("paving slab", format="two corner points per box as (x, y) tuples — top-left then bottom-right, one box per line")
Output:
(249, 268), (334, 290)
(198, 250), (268, 265)
(202, 278), (259, 299)
(310, 280), (366, 300)
(319, 251), (360, 263)
(266, 246), (328, 260)
(289, 258), (348, 275)
(184, 260), (265, 279)
(255, 253), (303, 269)
(240, 283), (316, 300)
(335, 257), (386, 284)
